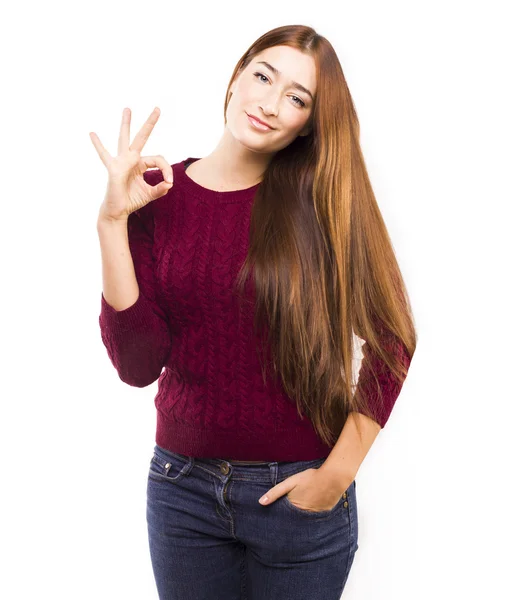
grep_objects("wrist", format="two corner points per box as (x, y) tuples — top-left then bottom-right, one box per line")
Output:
(317, 463), (355, 490)
(96, 214), (128, 229)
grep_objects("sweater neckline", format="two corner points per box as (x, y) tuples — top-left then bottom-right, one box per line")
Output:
(177, 157), (261, 202)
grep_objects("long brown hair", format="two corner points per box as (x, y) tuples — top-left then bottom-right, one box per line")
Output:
(226, 25), (418, 448)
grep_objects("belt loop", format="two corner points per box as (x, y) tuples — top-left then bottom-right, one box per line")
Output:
(269, 462), (278, 485)
(181, 456), (194, 475)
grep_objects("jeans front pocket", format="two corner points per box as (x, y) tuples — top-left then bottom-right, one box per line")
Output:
(278, 457), (350, 519)
(148, 445), (188, 483)
(282, 491), (345, 518)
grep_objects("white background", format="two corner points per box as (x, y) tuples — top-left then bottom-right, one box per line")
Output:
(1, 0), (506, 598)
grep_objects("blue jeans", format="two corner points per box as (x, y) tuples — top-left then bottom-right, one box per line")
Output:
(146, 443), (359, 600)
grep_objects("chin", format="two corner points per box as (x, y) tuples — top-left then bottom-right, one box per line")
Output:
(229, 128), (269, 151)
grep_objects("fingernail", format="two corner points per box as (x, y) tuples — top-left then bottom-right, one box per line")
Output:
(259, 496), (269, 504)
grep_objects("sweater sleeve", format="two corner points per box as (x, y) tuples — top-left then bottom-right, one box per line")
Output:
(353, 321), (412, 428)
(98, 169), (172, 387)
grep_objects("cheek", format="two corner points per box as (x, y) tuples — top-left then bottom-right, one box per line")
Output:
(280, 114), (308, 136)
(227, 88), (247, 116)
(225, 94), (241, 121)
(291, 112), (309, 128)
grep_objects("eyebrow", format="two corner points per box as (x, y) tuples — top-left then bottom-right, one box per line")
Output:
(255, 61), (314, 101)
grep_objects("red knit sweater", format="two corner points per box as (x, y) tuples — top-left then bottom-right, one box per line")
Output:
(98, 157), (412, 461)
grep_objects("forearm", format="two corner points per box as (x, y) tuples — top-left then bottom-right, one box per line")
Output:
(97, 217), (140, 311)
(319, 412), (381, 485)
(97, 212), (172, 387)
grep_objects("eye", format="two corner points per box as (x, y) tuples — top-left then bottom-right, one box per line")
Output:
(290, 95), (305, 107)
(253, 72), (269, 84)
(253, 73), (306, 108)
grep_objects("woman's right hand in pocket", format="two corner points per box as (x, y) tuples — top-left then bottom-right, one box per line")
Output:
(90, 107), (174, 223)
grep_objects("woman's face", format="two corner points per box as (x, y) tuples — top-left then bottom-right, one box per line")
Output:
(226, 45), (317, 154)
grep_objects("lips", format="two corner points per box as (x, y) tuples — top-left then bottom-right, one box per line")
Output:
(246, 113), (274, 129)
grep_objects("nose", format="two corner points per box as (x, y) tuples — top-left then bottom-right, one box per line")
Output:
(260, 103), (278, 119)
(260, 91), (280, 117)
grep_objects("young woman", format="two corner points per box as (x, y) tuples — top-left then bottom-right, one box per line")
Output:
(91, 24), (417, 600)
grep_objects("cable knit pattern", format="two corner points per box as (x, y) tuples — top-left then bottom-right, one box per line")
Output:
(98, 157), (412, 460)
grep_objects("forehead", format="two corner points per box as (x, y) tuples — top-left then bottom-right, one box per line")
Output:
(252, 45), (317, 93)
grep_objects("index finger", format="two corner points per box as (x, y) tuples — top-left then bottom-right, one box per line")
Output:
(118, 107), (131, 155)
(130, 107), (161, 153)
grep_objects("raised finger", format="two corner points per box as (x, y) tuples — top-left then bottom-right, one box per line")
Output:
(142, 155), (174, 184)
(118, 107), (131, 155)
(130, 107), (161, 153)
(89, 131), (112, 168)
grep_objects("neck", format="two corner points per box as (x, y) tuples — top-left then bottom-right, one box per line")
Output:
(202, 126), (275, 187)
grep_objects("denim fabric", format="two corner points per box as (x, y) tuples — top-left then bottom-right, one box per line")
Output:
(146, 443), (359, 599)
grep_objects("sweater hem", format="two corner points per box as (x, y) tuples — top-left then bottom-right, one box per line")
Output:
(155, 409), (333, 462)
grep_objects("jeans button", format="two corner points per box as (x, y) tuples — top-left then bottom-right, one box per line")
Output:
(220, 462), (230, 474)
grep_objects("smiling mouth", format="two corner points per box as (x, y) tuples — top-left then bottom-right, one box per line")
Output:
(246, 113), (273, 131)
